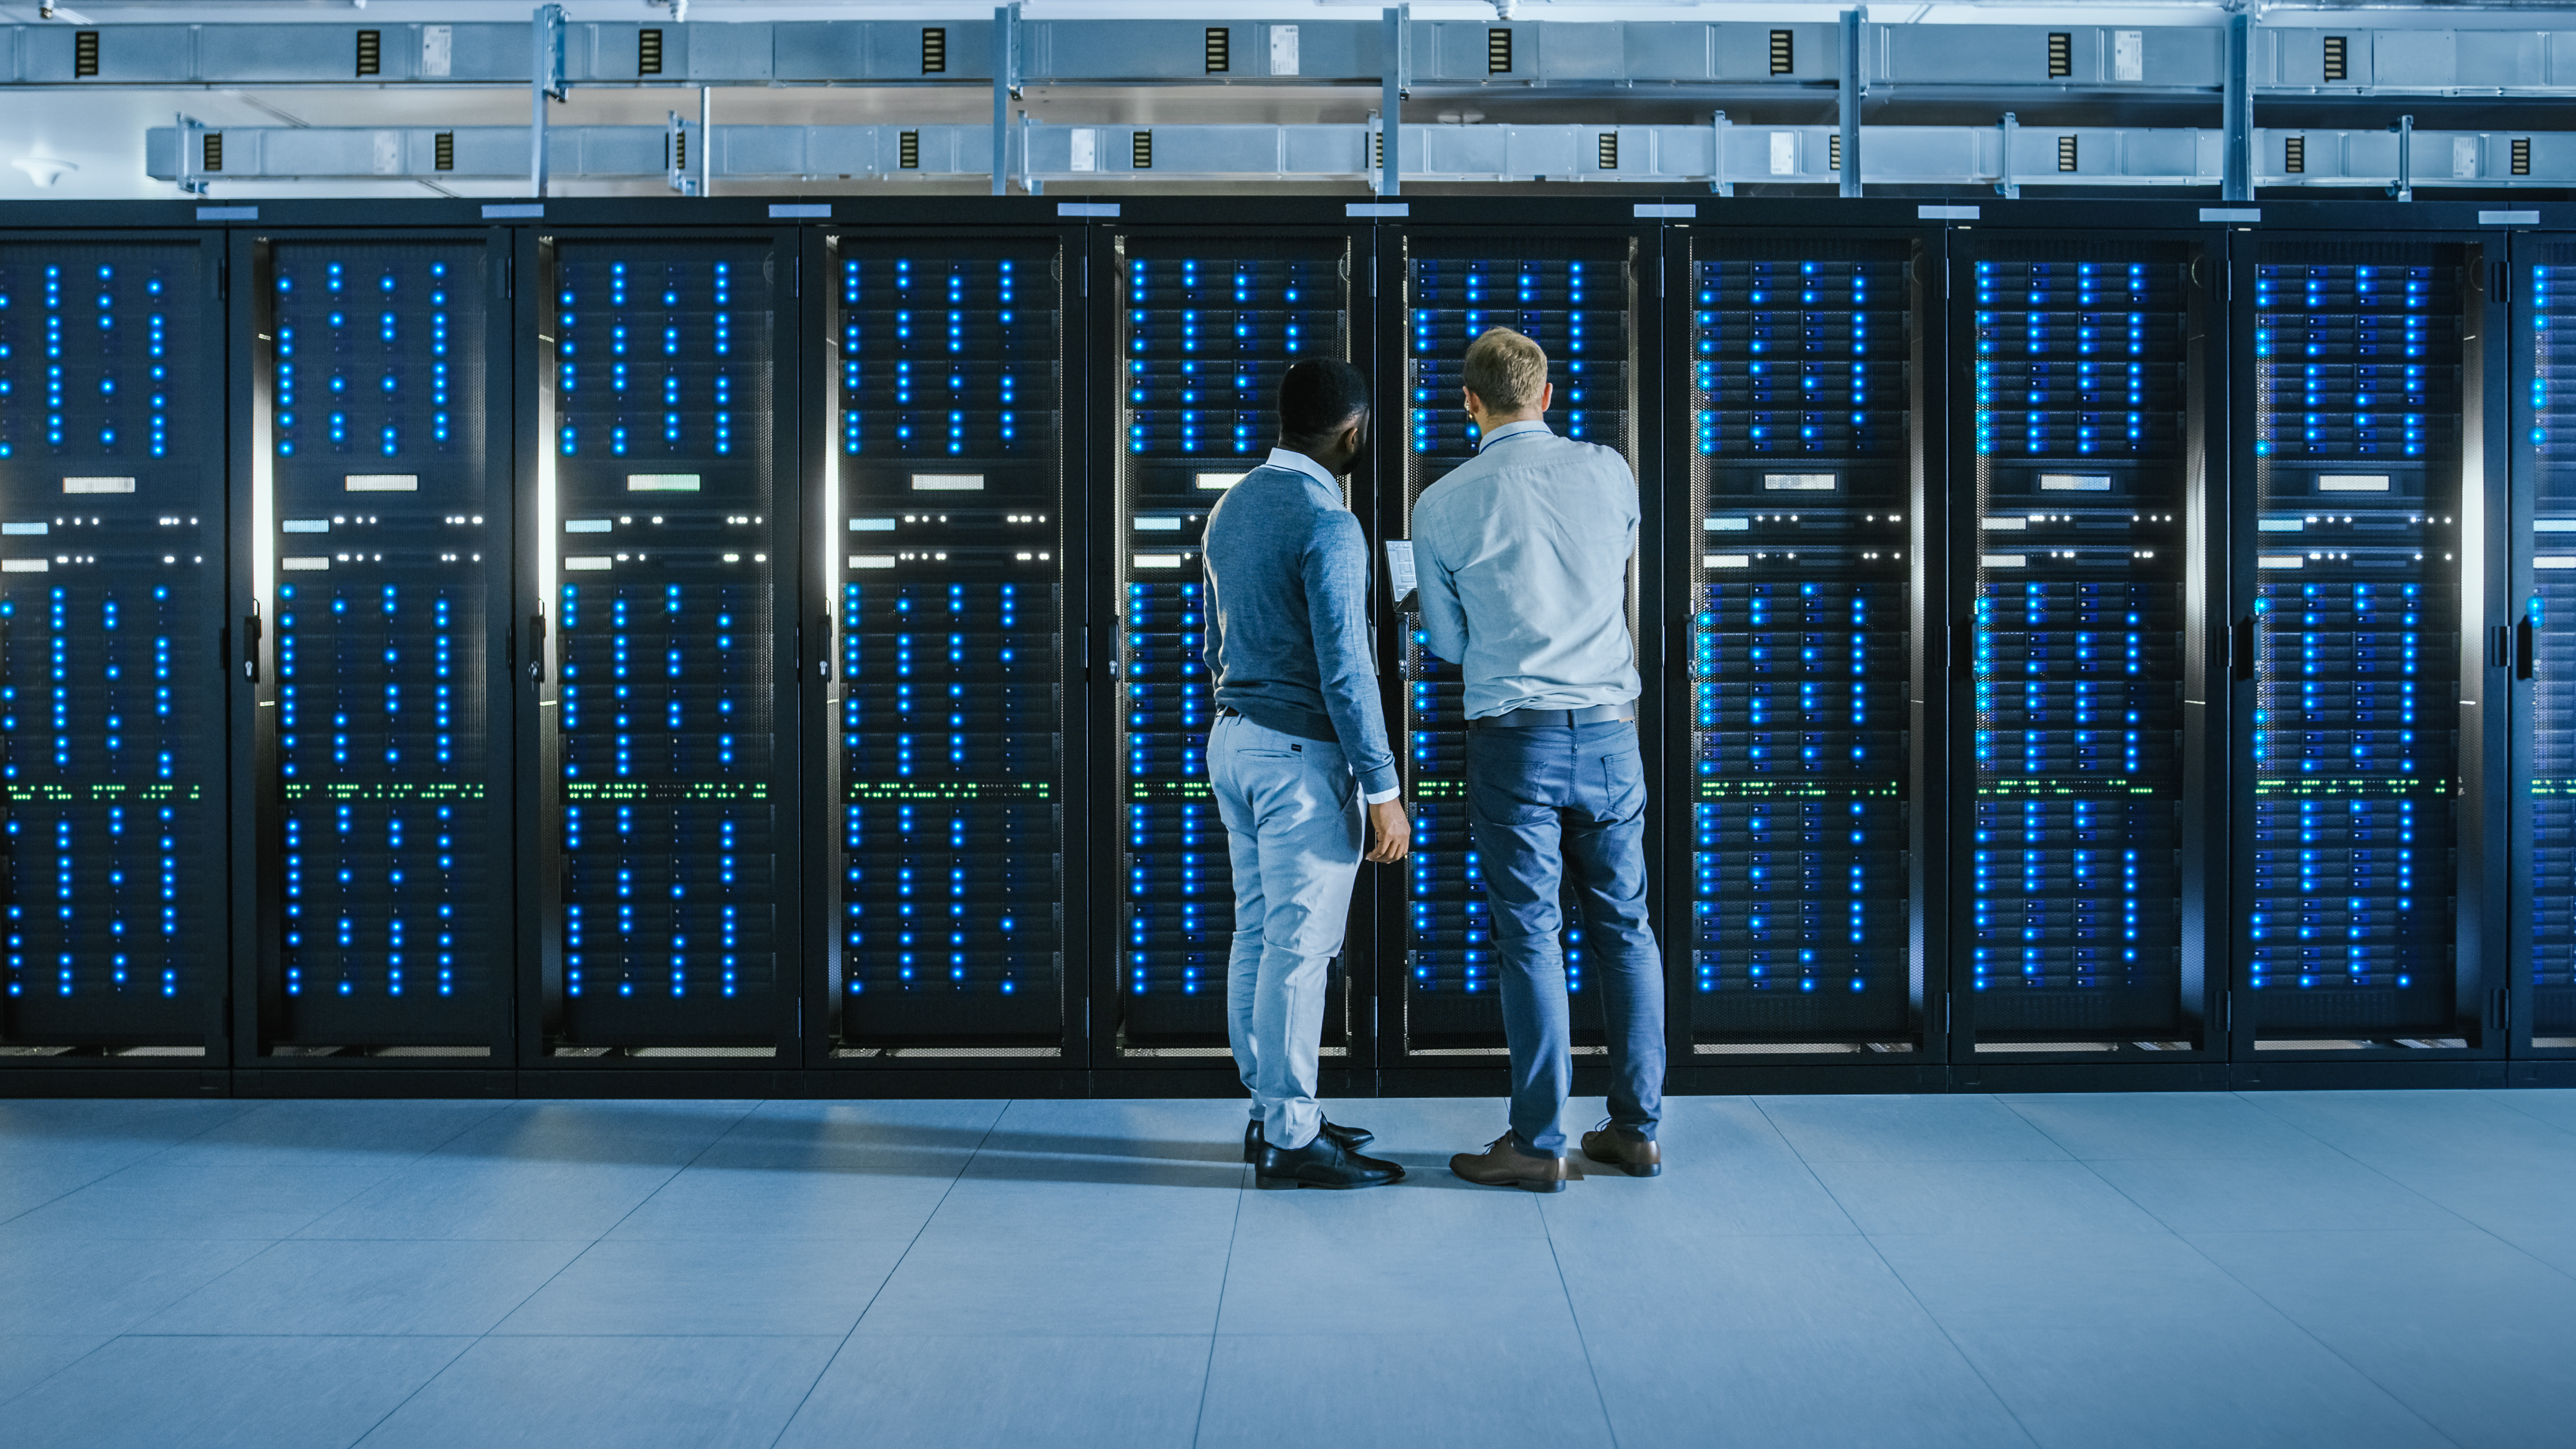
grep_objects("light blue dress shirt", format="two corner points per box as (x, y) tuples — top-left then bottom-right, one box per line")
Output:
(1410, 419), (1641, 720)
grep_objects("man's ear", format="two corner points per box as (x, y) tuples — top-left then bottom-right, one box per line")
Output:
(1537, 380), (1554, 414)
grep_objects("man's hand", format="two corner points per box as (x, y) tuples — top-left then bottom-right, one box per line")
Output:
(1364, 799), (1412, 864)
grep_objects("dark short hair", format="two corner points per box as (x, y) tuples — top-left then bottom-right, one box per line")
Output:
(1277, 358), (1371, 440)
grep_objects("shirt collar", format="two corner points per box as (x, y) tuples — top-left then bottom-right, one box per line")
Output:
(1475, 418), (1552, 452)
(1263, 446), (1343, 496)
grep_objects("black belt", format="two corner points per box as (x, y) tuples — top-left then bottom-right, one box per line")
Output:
(1218, 706), (1241, 717)
(1470, 703), (1636, 730)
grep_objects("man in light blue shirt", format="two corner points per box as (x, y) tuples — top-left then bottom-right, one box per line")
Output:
(1414, 327), (1665, 1192)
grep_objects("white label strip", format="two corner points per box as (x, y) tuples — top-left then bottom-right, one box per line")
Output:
(2540, 520), (2576, 532)
(564, 519), (612, 533)
(563, 556), (612, 571)
(2538, 556), (2576, 570)
(1984, 517), (2028, 531)
(1384, 539), (1417, 598)
(282, 519), (331, 533)
(1, 522), (46, 536)
(2259, 554), (2306, 569)
(1, 558), (47, 573)
(345, 473), (418, 492)
(2258, 518), (2304, 532)
(1196, 472), (1246, 491)
(63, 476), (134, 494)
(1984, 554), (2028, 568)
(848, 554), (897, 570)
(1134, 517), (1183, 532)
(913, 474), (986, 492)
(2319, 475), (2390, 492)
(626, 474), (701, 492)
(1134, 554), (1186, 570)
(1764, 474), (1836, 491)
(1705, 554), (1751, 569)
(281, 556), (331, 571)
(1706, 517), (1749, 532)
(2040, 474), (2112, 492)
(848, 518), (896, 532)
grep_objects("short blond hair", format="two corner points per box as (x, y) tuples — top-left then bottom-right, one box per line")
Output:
(1463, 327), (1548, 415)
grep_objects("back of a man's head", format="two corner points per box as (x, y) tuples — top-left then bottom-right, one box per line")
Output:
(1277, 358), (1372, 442)
(1463, 328), (1550, 416)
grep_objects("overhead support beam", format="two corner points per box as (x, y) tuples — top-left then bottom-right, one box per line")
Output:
(530, 3), (565, 199)
(992, 2), (1018, 197)
(1839, 9), (1862, 200)
(2223, 10), (2252, 202)
(1381, 5), (1408, 198)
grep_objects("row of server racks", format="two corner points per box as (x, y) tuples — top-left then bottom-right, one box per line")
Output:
(1, 193), (2569, 1096)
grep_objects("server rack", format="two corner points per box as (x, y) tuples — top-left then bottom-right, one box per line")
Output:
(813, 223), (1084, 1073)
(2228, 221), (2509, 1072)
(2511, 231), (2576, 1063)
(1947, 220), (2231, 1075)
(522, 224), (803, 1075)
(1103, 218), (1375, 1074)
(1385, 219), (1651, 1069)
(0, 228), (232, 1082)
(1673, 220), (1941, 1076)
(234, 228), (517, 1087)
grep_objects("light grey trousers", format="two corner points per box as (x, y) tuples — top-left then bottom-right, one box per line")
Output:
(1208, 713), (1362, 1152)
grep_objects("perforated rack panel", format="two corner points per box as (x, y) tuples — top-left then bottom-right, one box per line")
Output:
(834, 238), (1065, 1045)
(546, 238), (783, 1046)
(2527, 250), (2576, 1039)
(1399, 236), (1633, 1051)
(1688, 241), (1914, 1044)
(0, 239), (226, 1047)
(262, 239), (504, 1045)
(2249, 245), (2464, 1035)
(1968, 247), (2191, 1039)
(1114, 235), (1350, 1048)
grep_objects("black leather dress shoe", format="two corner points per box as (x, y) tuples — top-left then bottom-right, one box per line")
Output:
(1243, 1117), (1377, 1164)
(1255, 1135), (1405, 1190)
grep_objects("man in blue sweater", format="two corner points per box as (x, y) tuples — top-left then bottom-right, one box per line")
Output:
(1202, 359), (1410, 1191)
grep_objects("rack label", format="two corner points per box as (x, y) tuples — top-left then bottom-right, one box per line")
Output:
(282, 519), (331, 533)
(2538, 556), (2576, 570)
(345, 473), (419, 492)
(564, 519), (612, 533)
(2040, 474), (2111, 491)
(1706, 517), (1748, 531)
(2258, 554), (2306, 569)
(1133, 554), (1186, 569)
(1984, 516), (2028, 530)
(1983, 554), (2027, 567)
(2259, 518), (2304, 532)
(0, 522), (45, 536)
(848, 517), (896, 531)
(1764, 473), (1836, 491)
(2318, 474), (2390, 492)
(62, 476), (135, 494)
(1705, 553), (1751, 569)
(848, 554), (897, 569)
(1, 558), (48, 573)
(281, 556), (331, 571)
(563, 556), (612, 571)
(912, 473), (986, 491)
(625, 473), (701, 492)
(1195, 472), (1246, 491)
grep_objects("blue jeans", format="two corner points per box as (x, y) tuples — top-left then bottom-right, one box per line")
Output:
(1466, 718), (1665, 1156)
(1208, 714), (1362, 1152)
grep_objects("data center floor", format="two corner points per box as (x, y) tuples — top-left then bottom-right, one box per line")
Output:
(1, 1089), (2570, 1448)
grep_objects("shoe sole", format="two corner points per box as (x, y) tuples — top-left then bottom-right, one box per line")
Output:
(1583, 1158), (1661, 1177)
(1254, 1174), (1405, 1190)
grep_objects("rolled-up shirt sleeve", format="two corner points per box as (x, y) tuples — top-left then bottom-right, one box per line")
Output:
(1304, 513), (1402, 800)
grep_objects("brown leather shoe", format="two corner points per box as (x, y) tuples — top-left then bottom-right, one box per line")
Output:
(1580, 1127), (1662, 1178)
(1450, 1134), (1583, 1193)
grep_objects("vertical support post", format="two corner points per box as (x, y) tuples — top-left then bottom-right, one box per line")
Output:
(699, 86), (712, 197)
(667, 111), (693, 195)
(530, 3), (565, 200)
(992, 3), (1019, 197)
(1382, 5), (1408, 198)
(2391, 113), (2414, 201)
(175, 111), (205, 197)
(1711, 110), (1733, 197)
(1838, 9), (1862, 199)
(1997, 111), (2019, 199)
(2222, 10), (2252, 202)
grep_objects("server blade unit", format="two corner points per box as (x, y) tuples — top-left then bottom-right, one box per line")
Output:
(543, 238), (785, 1048)
(1689, 239), (1916, 1046)
(2524, 247), (2576, 1040)
(1967, 245), (2194, 1041)
(833, 238), (1066, 1046)
(2247, 244), (2466, 1037)
(259, 239), (508, 1049)
(1399, 235), (1635, 1052)
(0, 240), (227, 1049)
(1114, 235), (1352, 1049)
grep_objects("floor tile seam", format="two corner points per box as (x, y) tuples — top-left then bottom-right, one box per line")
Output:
(2220, 1090), (2553, 1254)
(2480, 1092), (2576, 1138)
(0, 1333), (118, 1415)
(1737, 1096), (1873, 1232)
(1534, 1190), (1629, 1449)
(0, 1098), (290, 1229)
(764, 1096), (1009, 1449)
(2153, 1223), (2472, 1449)
(1188, 1159), (1249, 1449)
(1840, 1223), (2046, 1449)
(339, 1331), (486, 1448)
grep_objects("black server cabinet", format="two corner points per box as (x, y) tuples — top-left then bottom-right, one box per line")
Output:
(1389, 226), (1646, 1063)
(0, 232), (231, 1071)
(525, 227), (801, 1062)
(1948, 227), (2228, 1065)
(2229, 229), (2507, 1064)
(1106, 226), (1369, 1064)
(1676, 226), (1939, 1068)
(238, 231), (516, 1074)
(817, 226), (1080, 1063)
(2511, 235), (2576, 1058)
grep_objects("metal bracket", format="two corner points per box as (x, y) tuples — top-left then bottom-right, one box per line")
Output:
(1838, 8), (1862, 199)
(993, 2), (1021, 196)
(1381, 5), (1409, 198)
(1996, 112), (2019, 200)
(1711, 111), (1733, 197)
(665, 111), (696, 196)
(2389, 113), (2415, 201)
(174, 112), (209, 197)
(530, 3), (567, 199)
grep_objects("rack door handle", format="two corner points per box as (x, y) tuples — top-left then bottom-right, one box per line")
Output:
(2231, 616), (2255, 682)
(2520, 614), (2537, 681)
(240, 611), (262, 683)
(527, 611), (547, 684)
